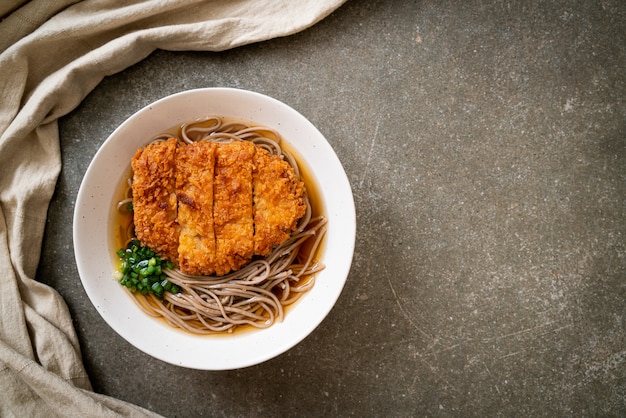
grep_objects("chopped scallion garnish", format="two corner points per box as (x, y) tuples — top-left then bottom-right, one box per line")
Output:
(115, 240), (179, 299)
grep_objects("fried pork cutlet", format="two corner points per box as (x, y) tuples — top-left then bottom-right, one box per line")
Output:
(130, 138), (306, 276)
(253, 148), (306, 256)
(212, 140), (255, 275)
(131, 138), (179, 262)
(176, 141), (217, 275)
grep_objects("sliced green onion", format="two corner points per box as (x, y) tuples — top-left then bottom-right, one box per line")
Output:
(114, 240), (178, 299)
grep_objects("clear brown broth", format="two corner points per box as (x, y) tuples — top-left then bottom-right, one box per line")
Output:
(109, 118), (326, 336)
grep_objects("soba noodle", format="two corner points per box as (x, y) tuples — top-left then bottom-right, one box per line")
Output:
(117, 116), (327, 334)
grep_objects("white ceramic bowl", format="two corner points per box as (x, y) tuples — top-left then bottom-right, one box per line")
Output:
(73, 88), (355, 370)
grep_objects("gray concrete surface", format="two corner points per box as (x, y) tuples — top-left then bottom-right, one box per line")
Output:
(38, 1), (625, 416)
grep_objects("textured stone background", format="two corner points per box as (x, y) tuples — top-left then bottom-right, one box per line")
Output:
(39, 1), (624, 416)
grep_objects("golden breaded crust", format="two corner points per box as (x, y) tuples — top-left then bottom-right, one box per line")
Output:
(130, 138), (307, 276)
(176, 142), (217, 275)
(131, 138), (179, 262)
(212, 141), (255, 275)
(253, 148), (306, 256)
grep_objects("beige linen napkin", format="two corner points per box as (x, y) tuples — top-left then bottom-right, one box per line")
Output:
(0, 1), (344, 416)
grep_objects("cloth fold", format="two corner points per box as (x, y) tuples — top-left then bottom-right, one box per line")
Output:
(0, 1), (345, 416)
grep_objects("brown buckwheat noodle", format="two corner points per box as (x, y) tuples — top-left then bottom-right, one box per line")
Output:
(117, 116), (327, 334)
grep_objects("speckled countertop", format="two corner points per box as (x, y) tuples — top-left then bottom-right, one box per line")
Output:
(38, 1), (625, 416)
